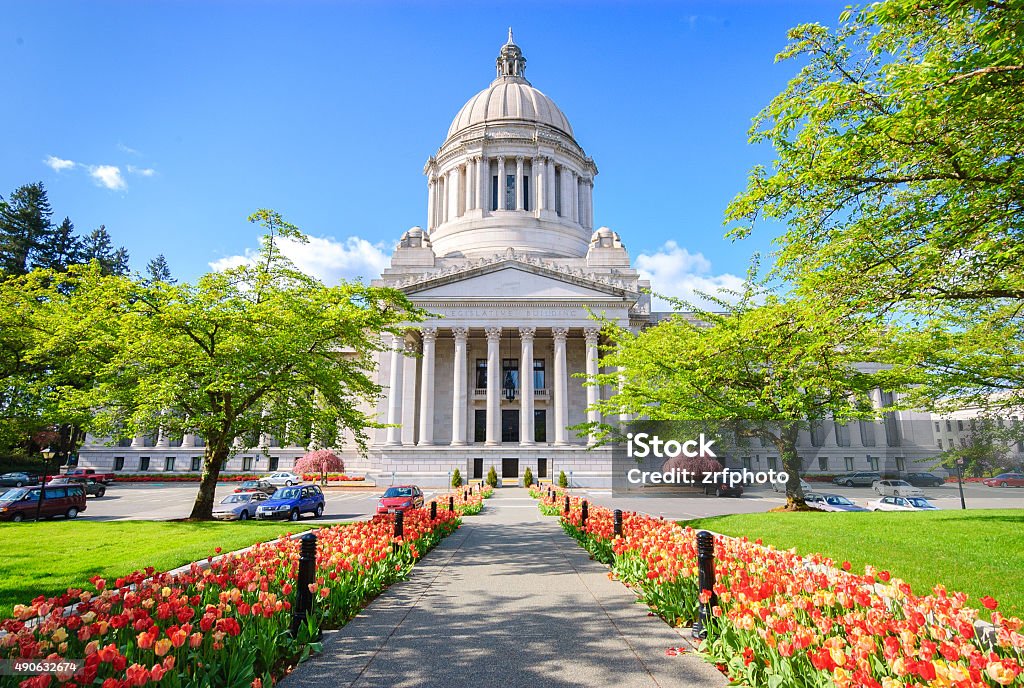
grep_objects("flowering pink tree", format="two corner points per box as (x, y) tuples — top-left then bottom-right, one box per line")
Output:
(662, 455), (723, 482)
(294, 450), (344, 476)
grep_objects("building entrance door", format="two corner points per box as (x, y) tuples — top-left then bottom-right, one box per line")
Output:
(501, 410), (520, 443)
(502, 458), (519, 480)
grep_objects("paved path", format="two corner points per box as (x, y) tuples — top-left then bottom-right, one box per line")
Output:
(281, 488), (727, 688)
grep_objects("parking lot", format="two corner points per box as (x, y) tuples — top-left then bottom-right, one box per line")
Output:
(58, 479), (1024, 524)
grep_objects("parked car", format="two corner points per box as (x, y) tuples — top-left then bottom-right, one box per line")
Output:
(702, 476), (744, 498)
(263, 472), (302, 487)
(64, 468), (116, 485)
(377, 485), (426, 513)
(872, 479), (924, 497)
(47, 476), (106, 497)
(0, 472), (41, 487)
(213, 492), (269, 520)
(868, 495), (939, 511)
(233, 479), (276, 496)
(832, 472), (882, 487)
(256, 485), (325, 521)
(903, 472), (946, 488)
(983, 473), (1024, 488)
(772, 477), (812, 494)
(0, 484), (87, 521)
(806, 493), (870, 512)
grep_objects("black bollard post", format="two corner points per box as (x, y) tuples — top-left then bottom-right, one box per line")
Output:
(392, 510), (404, 554)
(289, 532), (317, 638)
(430, 500), (437, 520)
(613, 509), (623, 538)
(463, 489), (468, 501)
(563, 495), (570, 514)
(692, 530), (717, 640)
(581, 500), (588, 529)
(449, 495), (455, 512)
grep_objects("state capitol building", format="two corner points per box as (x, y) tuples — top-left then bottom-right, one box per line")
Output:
(79, 33), (943, 485)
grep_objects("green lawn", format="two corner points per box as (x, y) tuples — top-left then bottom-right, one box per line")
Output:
(683, 509), (1024, 620)
(0, 521), (321, 617)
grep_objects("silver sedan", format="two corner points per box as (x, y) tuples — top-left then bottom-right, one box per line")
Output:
(867, 495), (939, 511)
(212, 492), (269, 520)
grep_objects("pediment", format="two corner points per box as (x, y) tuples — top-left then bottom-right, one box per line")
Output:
(404, 261), (634, 300)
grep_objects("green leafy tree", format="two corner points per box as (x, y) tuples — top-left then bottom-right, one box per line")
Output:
(81, 226), (130, 276)
(935, 416), (1024, 478)
(726, 1), (1024, 412)
(145, 254), (175, 284)
(65, 210), (424, 519)
(35, 217), (84, 273)
(0, 182), (54, 276)
(586, 282), (890, 508)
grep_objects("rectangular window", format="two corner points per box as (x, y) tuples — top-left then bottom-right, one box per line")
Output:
(523, 175), (530, 211)
(164, 457), (175, 472)
(957, 420), (964, 431)
(767, 456), (778, 470)
(501, 410), (519, 443)
(537, 458), (548, 479)
(44, 487), (65, 499)
(818, 456), (829, 471)
(473, 458), (483, 480)
(934, 421), (940, 432)
(243, 456), (254, 472)
(474, 409), (486, 443)
(139, 456), (150, 472)
(269, 456), (280, 471)
(868, 456), (879, 471)
(938, 439), (943, 449)
(505, 174), (516, 209)
(844, 456), (854, 471)
(191, 456), (202, 472)
(114, 456), (125, 471)
(475, 359), (487, 389)
(742, 456), (752, 470)
(491, 175), (498, 210)
(554, 169), (562, 215)
(502, 358), (519, 394)
(533, 358), (546, 390)
(535, 409), (547, 443)
(501, 458), (519, 478)
(946, 420), (952, 431)
(896, 456), (906, 472)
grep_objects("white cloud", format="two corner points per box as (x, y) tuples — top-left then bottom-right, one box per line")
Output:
(210, 235), (391, 284)
(126, 165), (156, 177)
(44, 155), (76, 171)
(88, 165), (127, 191)
(117, 143), (140, 155)
(634, 240), (746, 311)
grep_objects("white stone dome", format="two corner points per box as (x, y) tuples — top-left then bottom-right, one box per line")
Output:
(447, 80), (573, 139)
(446, 29), (573, 140)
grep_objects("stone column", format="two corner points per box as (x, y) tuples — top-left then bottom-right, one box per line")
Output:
(519, 327), (535, 446)
(418, 328), (437, 446)
(477, 155), (488, 213)
(553, 327), (569, 445)
(464, 161), (475, 211)
(130, 433), (144, 448)
(547, 158), (557, 213)
(496, 157), (506, 210)
(485, 327), (502, 445)
(451, 328), (469, 446)
(155, 427), (168, 448)
(584, 328), (601, 445)
(427, 176), (436, 231)
(385, 333), (404, 446)
(534, 156), (546, 212)
(515, 156), (524, 210)
(448, 167), (461, 220)
(569, 170), (579, 223)
(586, 178), (595, 229)
(181, 434), (196, 448)
(439, 176), (447, 225)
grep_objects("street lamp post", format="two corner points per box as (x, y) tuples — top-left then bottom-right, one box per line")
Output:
(955, 457), (967, 510)
(37, 447), (55, 521)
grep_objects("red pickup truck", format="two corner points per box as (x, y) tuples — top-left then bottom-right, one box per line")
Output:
(64, 468), (116, 485)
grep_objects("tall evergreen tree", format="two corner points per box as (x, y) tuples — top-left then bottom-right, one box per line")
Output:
(81, 226), (130, 276)
(36, 217), (85, 272)
(0, 182), (54, 276)
(145, 253), (175, 283)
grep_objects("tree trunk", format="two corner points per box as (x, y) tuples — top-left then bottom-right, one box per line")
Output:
(188, 441), (228, 520)
(776, 423), (808, 509)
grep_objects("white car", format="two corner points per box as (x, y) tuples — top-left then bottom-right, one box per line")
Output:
(872, 479), (924, 497)
(773, 477), (813, 494)
(264, 472), (302, 487)
(806, 493), (869, 512)
(868, 495), (939, 511)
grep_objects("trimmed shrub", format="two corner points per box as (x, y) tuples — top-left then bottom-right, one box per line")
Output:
(523, 466), (534, 487)
(452, 468), (462, 487)
(486, 465), (498, 488)
(558, 470), (568, 488)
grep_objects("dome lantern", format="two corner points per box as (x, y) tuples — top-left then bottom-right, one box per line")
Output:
(496, 27), (527, 81)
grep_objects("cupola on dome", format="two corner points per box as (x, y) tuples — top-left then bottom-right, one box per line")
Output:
(446, 29), (574, 139)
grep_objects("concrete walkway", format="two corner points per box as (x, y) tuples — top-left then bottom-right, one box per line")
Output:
(281, 488), (727, 688)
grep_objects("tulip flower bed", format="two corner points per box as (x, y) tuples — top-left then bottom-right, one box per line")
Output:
(0, 509), (460, 688)
(299, 474), (365, 483)
(530, 485), (568, 516)
(555, 497), (1024, 687)
(434, 484), (494, 516)
(111, 473), (366, 484)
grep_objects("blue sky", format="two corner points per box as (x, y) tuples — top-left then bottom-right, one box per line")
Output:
(2, 0), (845, 304)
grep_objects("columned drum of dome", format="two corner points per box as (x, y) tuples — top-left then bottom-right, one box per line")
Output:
(424, 32), (598, 260)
